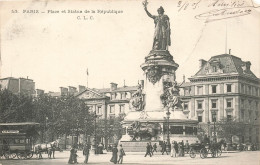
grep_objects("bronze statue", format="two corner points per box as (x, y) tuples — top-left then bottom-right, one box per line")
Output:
(129, 84), (145, 111)
(160, 81), (183, 111)
(143, 0), (171, 50)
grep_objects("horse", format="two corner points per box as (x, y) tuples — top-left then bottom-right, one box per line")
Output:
(34, 140), (59, 159)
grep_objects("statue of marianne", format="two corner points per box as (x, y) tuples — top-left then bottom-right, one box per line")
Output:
(143, 0), (171, 50)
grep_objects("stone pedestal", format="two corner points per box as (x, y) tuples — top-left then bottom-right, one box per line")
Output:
(120, 50), (199, 151)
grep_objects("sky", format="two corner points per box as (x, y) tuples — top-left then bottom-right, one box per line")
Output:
(0, 0), (260, 92)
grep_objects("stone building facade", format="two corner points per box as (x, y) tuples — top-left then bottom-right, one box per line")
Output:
(179, 54), (260, 144)
(0, 77), (36, 95)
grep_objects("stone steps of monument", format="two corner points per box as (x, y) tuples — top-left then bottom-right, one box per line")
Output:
(120, 141), (163, 152)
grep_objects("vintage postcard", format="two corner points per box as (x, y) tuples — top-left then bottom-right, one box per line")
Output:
(0, 0), (259, 164)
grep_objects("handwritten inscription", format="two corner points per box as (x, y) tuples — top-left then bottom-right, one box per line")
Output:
(177, 0), (259, 22)
(195, 7), (252, 22)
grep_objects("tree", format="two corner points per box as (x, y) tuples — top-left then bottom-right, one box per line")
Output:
(0, 89), (34, 123)
(216, 117), (246, 144)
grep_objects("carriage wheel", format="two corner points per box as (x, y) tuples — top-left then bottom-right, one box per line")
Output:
(189, 149), (196, 158)
(211, 149), (217, 158)
(26, 152), (33, 159)
(217, 149), (222, 157)
(200, 148), (208, 159)
(3, 151), (10, 159)
(17, 152), (27, 159)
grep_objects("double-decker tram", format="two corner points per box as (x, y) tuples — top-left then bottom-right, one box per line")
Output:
(0, 122), (39, 159)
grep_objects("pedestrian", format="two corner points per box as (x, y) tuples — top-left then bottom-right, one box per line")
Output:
(170, 141), (176, 157)
(161, 141), (168, 155)
(178, 142), (182, 157)
(153, 143), (157, 152)
(181, 140), (185, 156)
(118, 144), (126, 164)
(73, 148), (78, 164)
(110, 144), (118, 164)
(144, 143), (152, 157)
(83, 144), (90, 164)
(68, 146), (76, 164)
(185, 140), (190, 154)
(174, 141), (179, 157)
(149, 142), (153, 155)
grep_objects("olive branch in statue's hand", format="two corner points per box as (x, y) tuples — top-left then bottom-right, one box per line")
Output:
(142, 0), (148, 8)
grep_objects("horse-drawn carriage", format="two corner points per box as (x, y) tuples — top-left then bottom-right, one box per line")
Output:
(189, 140), (224, 159)
(0, 122), (39, 159)
(0, 122), (60, 160)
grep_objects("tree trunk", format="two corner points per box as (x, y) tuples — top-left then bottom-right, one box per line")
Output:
(65, 133), (67, 150)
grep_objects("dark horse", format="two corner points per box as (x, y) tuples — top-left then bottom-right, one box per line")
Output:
(34, 140), (59, 159)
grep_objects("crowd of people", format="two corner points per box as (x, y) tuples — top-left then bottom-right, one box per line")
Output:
(67, 139), (258, 164)
(143, 140), (190, 158)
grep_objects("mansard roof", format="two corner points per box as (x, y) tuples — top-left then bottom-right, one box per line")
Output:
(192, 54), (258, 80)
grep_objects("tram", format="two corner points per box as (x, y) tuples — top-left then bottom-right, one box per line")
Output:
(0, 122), (39, 159)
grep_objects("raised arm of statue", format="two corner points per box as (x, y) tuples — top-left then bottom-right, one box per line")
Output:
(143, 0), (155, 19)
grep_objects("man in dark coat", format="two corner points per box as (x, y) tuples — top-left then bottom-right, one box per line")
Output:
(144, 143), (152, 157)
(83, 144), (90, 164)
(153, 143), (157, 152)
(161, 141), (168, 155)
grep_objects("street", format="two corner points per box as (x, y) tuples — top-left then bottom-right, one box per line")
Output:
(0, 151), (259, 165)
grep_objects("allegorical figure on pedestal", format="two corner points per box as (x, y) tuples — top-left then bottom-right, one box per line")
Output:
(129, 84), (145, 111)
(161, 81), (183, 111)
(143, 0), (171, 50)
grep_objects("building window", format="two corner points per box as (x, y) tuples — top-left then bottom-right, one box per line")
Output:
(249, 100), (252, 110)
(226, 99), (233, 108)
(212, 112), (217, 122)
(197, 101), (203, 109)
(212, 85), (217, 94)
(184, 87), (190, 95)
(184, 102), (189, 110)
(198, 115), (202, 122)
(212, 66), (217, 72)
(249, 111), (252, 122)
(97, 106), (102, 114)
(227, 84), (232, 92)
(211, 100), (217, 109)
(241, 110), (244, 121)
(197, 86), (203, 95)
(241, 84), (244, 93)
(248, 86), (251, 95)
(109, 105), (115, 114)
(227, 112), (232, 121)
(119, 104), (125, 113)
(241, 99), (244, 108)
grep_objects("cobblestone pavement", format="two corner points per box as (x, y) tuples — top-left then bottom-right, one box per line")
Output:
(0, 151), (259, 165)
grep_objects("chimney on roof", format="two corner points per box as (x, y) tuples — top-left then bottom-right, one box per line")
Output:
(68, 86), (77, 95)
(229, 49), (231, 54)
(60, 87), (68, 95)
(79, 85), (86, 93)
(245, 61), (251, 70)
(183, 75), (186, 83)
(199, 59), (207, 69)
(110, 82), (118, 91)
(36, 89), (44, 96)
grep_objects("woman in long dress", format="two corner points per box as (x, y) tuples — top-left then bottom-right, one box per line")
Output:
(110, 144), (118, 164)
(170, 141), (176, 157)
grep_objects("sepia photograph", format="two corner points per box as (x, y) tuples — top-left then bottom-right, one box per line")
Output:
(0, 0), (259, 164)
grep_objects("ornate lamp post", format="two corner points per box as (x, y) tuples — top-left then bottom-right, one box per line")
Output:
(166, 108), (171, 151)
